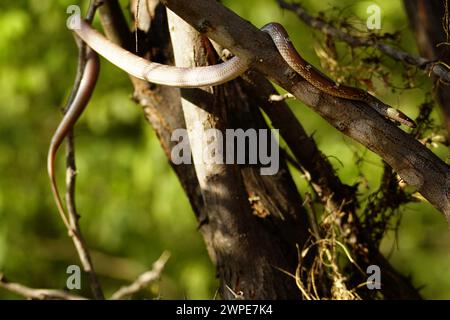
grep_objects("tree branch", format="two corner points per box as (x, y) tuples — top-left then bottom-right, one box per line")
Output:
(276, 0), (450, 83)
(403, 0), (450, 136)
(160, 0), (450, 226)
(110, 251), (170, 299)
(241, 71), (358, 214)
(0, 273), (87, 300)
(65, 130), (104, 300)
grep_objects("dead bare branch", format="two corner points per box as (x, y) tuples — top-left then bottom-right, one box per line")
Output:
(110, 251), (170, 300)
(0, 273), (88, 300)
(276, 0), (450, 83)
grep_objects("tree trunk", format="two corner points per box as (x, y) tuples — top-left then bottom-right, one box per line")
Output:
(95, 0), (430, 299)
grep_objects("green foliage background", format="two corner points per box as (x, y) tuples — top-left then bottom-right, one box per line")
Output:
(0, 0), (449, 299)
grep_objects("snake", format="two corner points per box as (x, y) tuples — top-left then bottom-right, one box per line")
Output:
(48, 20), (415, 224)
(72, 19), (415, 127)
(260, 23), (415, 128)
(47, 46), (99, 230)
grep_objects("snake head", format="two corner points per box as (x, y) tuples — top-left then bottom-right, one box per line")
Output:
(260, 22), (292, 47)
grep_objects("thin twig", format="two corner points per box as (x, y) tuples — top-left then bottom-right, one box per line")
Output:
(276, 0), (450, 83)
(110, 251), (170, 300)
(0, 273), (88, 300)
(66, 130), (104, 299)
(135, 0), (141, 52)
(62, 0), (105, 300)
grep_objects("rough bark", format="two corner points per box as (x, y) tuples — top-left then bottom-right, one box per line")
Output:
(93, 0), (435, 300)
(100, 0), (313, 299)
(161, 0), (450, 226)
(166, 8), (311, 300)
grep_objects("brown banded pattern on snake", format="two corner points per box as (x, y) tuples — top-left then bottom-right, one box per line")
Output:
(260, 22), (415, 128)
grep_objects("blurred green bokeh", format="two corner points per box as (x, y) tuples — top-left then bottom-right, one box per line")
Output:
(0, 0), (448, 299)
